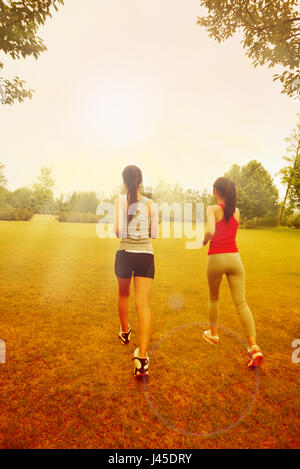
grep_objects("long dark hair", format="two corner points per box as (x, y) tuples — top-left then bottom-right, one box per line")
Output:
(122, 165), (143, 222)
(213, 177), (236, 223)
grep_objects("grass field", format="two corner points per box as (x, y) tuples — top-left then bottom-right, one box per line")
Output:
(0, 215), (299, 449)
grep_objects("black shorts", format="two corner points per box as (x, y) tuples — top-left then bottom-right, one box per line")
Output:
(115, 250), (155, 279)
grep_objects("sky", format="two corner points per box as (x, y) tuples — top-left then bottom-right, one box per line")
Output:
(0, 0), (298, 199)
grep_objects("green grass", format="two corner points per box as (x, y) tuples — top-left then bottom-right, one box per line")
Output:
(0, 215), (299, 448)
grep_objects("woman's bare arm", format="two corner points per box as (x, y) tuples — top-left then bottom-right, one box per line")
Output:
(114, 197), (127, 238)
(203, 205), (216, 246)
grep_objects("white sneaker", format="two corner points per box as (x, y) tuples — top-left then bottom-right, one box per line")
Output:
(202, 330), (219, 345)
(247, 345), (263, 368)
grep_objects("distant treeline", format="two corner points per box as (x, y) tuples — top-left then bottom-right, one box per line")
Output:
(0, 159), (299, 228)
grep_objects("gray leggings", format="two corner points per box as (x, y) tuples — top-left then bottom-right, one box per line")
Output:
(206, 253), (256, 337)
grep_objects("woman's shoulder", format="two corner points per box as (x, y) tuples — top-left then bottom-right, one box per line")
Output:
(234, 207), (240, 221)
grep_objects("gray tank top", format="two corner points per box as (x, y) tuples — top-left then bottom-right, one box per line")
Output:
(118, 195), (153, 254)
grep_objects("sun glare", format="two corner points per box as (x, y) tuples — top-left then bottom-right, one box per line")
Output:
(83, 81), (156, 144)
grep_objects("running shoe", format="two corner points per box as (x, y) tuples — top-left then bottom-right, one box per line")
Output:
(202, 329), (219, 345)
(247, 345), (264, 368)
(118, 325), (132, 345)
(133, 348), (149, 378)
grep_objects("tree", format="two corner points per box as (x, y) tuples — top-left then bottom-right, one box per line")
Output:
(32, 166), (55, 213)
(142, 185), (153, 200)
(0, 0), (64, 105)
(197, 1), (300, 98)
(224, 163), (241, 187)
(0, 162), (7, 187)
(9, 187), (35, 210)
(152, 182), (185, 204)
(279, 116), (300, 222)
(0, 163), (9, 209)
(104, 184), (126, 204)
(0, 187), (9, 207)
(184, 188), (203, 203)
(69, 191), (100, 213)
(200, 188), (215, 208)
(225, 160), (279, 223)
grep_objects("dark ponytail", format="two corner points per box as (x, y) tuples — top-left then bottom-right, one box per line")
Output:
(122, 165), (143, 222)
(213, 177), (236, 223)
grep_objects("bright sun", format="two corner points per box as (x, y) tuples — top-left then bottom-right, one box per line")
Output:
(83, 80), (156, 144)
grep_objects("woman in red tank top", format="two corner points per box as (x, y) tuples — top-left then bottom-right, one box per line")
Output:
(202, 177), (263, 368)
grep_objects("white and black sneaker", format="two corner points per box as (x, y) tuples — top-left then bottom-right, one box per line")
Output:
(118, 325), (132, 345)
(133, 348), (149, 379)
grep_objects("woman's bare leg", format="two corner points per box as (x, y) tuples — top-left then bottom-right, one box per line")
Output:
(117, 276), (131, 332)
(134, 276), (153, 358)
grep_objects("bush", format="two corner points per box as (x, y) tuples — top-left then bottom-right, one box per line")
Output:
(246, 215), (279, 227)
(17, 208), (34, 220)
(258, 215), (278, 227)
(58, 212), (103, 223)
(0, 206), (34, 221)
(285, 213), (300, 228)
(281, 211), (291, 226)
(0, 206), (15, 220)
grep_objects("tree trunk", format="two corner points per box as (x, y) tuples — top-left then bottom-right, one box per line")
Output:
(278, 183), (292, 226)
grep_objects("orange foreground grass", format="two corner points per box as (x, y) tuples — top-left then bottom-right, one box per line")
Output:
(0, 215), (299, 449)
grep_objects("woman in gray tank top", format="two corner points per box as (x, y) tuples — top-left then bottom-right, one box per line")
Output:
(114, 165), (158, 379)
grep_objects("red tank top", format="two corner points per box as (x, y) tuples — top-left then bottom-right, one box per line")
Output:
(208, 203), (239, 255)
